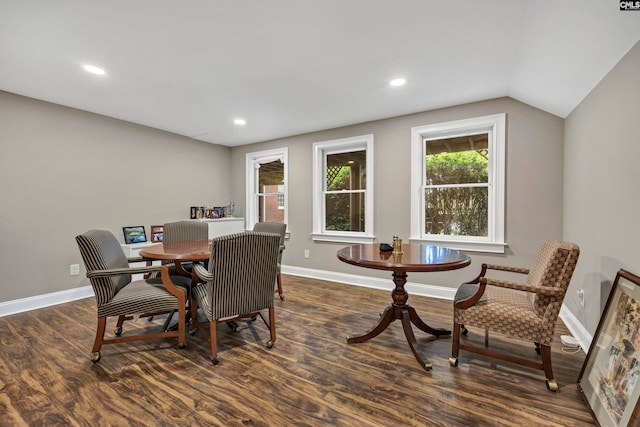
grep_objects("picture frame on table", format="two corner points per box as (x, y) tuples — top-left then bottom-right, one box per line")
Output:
(213, 207), (225, 218)
(122, 226), (147, 244)
(150, 225), (164, 242)
(578, 269), (640, 427)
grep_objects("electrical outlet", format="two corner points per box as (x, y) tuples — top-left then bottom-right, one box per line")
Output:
(577, 289), (585, 307)
(70, 264), (80, 276)
(304, 249), (310, 259)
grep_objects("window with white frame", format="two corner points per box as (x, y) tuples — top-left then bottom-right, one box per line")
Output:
(312, 134), (374, 243)
(246, 148), (288, 229)
(410, 114), (506, 253)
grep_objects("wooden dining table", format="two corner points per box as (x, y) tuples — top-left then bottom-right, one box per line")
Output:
(139, 239), (211, 284)
(337, 242), (471, 371)
(139, 239), (212, 331)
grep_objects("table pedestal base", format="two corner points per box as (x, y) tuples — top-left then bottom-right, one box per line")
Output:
(346, 271), (450, 371)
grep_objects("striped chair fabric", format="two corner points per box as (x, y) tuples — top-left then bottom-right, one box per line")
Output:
(190, 231), (281, 364)
(76, 229), (188, 362)
(450, 240), (580, 391)
(252, 221), (286, 299)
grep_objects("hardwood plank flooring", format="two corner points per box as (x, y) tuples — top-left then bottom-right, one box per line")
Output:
(0, 275), (594, 426)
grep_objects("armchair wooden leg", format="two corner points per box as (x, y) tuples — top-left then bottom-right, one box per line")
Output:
(539, 344), (557, 391)
(276, 274), (284, 300)
(449, 322), (461, 367)
(210, 321), (220, 365)
(267, 307), (276, 348)
(91, 317), (107, 362)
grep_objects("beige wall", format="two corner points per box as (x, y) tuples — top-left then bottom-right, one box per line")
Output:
(230, 97), (565, 288)
(564, 41), (640, 334)
(0, 91), (232, 303)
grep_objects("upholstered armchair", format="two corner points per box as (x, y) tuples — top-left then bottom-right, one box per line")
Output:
(76, 230), (190, 362)
(449, 240), (580, 391)
(253, 222), (287, 300)
(162, 220), (209, 275)
(190, 231), (281, 364)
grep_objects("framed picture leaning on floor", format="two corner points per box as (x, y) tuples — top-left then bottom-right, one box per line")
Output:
(578, 269), (640, 427)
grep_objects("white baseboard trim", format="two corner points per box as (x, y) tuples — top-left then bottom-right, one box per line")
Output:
(559, 305), (593, 353)
(0, 286), (94, 317)
(282, 265), (457, 300)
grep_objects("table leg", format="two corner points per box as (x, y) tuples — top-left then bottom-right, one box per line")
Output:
(347, 305), (395, 343)
(346, 270), (448, 371)
(401, 308), (432, 371)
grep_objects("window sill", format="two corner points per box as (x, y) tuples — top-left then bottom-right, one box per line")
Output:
(311, 233), (376, 244)
(409, 237), (506, 254)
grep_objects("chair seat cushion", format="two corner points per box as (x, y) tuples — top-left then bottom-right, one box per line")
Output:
(454, 282), (542, 341)
(97, 277), (187, 318)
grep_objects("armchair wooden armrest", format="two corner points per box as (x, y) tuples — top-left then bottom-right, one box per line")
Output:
(484, 264), (530, 275)
(159, 265), (187, 299)
(480, 277), (537, 293)
(87, 264), (161, 279)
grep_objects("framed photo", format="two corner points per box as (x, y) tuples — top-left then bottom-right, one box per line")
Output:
(150, 225), (164, 242)
(190, 207), (199, 219)
(578, 269), (640, 427)
(122, 226), (147, 244)
(213, 207), (225, 218)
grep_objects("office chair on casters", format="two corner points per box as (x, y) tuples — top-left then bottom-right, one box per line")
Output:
(75, 230), (189, 362)
(190, 231), (281, 364)
(449, 240), (580, 391)
(253, 221), (287, 300)
(154, 220), (209, 330)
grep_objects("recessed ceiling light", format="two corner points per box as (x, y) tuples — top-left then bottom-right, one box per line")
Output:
(83, 65), (105, 75)
(390, 78), (406, 87)
(234, 118), (246, 125)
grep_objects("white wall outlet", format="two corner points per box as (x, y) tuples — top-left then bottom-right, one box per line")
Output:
(304, 249), (310, 259)
(577, 289), (585, 307)
(69, 264), (80, 276)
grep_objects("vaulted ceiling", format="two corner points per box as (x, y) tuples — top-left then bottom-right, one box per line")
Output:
(1, 1), (639, 147)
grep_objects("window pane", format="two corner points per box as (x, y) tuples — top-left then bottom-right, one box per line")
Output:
(425, 135), (488, 185)
(424, 187), (488, 236)
(258, 160), (284, 188)
(325, 192), (365, 232)
(326, 150), (366, 191)
(257, 194), (285, 223)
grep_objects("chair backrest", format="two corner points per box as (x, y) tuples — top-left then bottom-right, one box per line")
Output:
(527, 240), (580, 318)
(163, 220), (208, 243)
(76, 229), (131, 307)
(252, 222), (286, 246)
(204, 231), (281, 320)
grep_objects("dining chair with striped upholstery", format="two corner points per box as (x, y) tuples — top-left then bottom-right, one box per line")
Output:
(76, 229), (189, 362)
(190, 231), (281, 364)
(253, 221), (287, 300)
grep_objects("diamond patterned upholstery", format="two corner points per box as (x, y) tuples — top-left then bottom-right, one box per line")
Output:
(450, 240), (580, 391)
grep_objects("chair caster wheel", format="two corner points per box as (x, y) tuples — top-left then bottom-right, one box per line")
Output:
(546, 379), (558, 392)
(449, 357), (458, 367)
(266, 340), (274, 349)
(279, 294), (285, 300)
(114, 326), (123, 336)
(211, 356), (220, 365)
(178, 343), (187, 349)
(91, 352), (101, 362)
(460, 326), (468, 336)
(424, 362), (433, 370)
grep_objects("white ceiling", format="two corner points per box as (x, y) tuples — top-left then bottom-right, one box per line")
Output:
(1, 1), (639, 147)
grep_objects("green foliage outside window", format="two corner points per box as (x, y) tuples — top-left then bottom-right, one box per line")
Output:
(425, 151), (488, 236)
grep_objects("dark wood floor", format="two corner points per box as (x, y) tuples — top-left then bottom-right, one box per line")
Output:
(0, 275), (594, 426)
